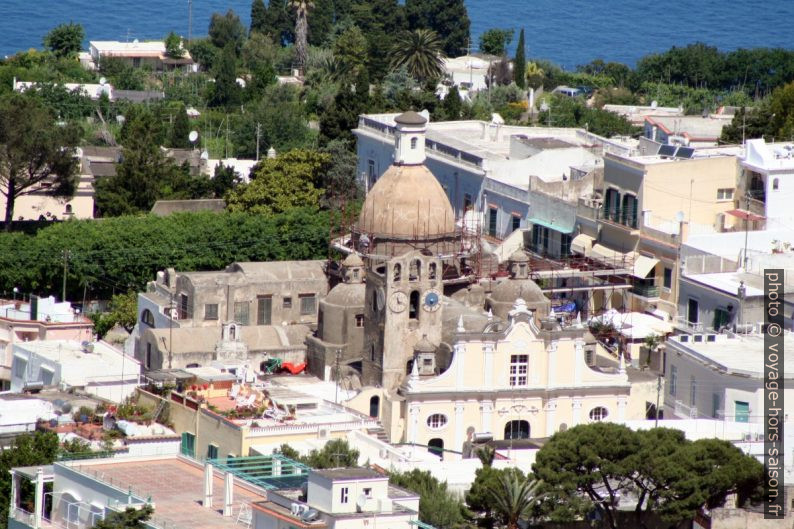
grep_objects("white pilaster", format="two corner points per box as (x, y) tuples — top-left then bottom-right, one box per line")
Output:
(617, 396), (628, 422)
(9, 471), (19, 515)
(574, 340), (584, 385)
(204, 462), (214, 508)
(454, 403), (465, 451)
(480, 401), (493, 433)
(454, 343), (466, 391)
(544, 399), (557, 436)
(572, 398), (583, 426)
(547, 341), (558, 388)
(408, 404), (420, 444)
(483, 343), (494, 389)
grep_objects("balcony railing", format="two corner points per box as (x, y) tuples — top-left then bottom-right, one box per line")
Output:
(630, 284), (659, 298)
(673, 400), (699, 419)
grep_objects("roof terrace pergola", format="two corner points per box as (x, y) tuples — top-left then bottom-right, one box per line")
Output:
(207, 454), (311, 490)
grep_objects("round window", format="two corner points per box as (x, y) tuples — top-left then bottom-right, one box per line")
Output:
(589, 406), (609, 422)
(426, 413), (448, 430)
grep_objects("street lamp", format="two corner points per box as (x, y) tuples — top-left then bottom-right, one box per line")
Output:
(12, 287), (18, 301)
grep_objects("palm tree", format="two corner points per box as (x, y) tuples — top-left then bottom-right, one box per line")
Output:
(525, 61), (545, 89)
(289, 0), (314, 72)
(388, 29), (445, 82)
(489, 474), (544, 529)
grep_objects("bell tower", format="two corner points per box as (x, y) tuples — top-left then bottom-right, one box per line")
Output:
(362, 251), (443, 389)
(393, 111), (427, 166)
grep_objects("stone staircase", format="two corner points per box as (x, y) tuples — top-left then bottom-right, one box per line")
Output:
(367, 427), (390, 443)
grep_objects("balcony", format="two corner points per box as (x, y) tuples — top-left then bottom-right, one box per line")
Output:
(673, 400), (699, 419)
(630, 284), (659, 298)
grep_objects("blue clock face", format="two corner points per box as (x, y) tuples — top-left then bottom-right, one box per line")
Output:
(425, 292), (439, 306)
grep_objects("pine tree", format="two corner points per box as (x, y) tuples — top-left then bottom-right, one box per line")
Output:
(250, 0), (268, 35)
(514, 28), (526, 89)
(405, 0), (469, 57)
(266, 0), (293, 45)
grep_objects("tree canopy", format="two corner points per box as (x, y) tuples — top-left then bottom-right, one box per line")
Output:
(389, 469), (468, 529)
(533, 423), (764, 528)
(226, 149), (329, 214)
(479, 28), (513, 56)
(43, 23), (84, 58)
(0, 92), (80, 227)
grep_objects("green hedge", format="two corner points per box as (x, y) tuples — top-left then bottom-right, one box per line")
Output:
(0, 209), (332, 301)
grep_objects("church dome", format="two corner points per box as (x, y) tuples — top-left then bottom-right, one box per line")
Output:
(490, 278), (547, 305)
(324, 282), (365, 307)
(358, 164), (455, 239)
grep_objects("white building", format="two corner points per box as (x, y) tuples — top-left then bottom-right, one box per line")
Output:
(741, 138), (794, 228)
(10, 340), (141, 403)
(441, 55), (494, 94)
(87, 40), (195, 72)
(663, 331), (793, 425)
(253, 467), (421, 529)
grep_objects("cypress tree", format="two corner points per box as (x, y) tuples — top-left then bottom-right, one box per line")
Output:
(211, 43), (241, 108)
(250, 0), (268, 35)
(442, 85), (462, 120)
(514, 28), (526, 89)
(170, 104), (191, 148)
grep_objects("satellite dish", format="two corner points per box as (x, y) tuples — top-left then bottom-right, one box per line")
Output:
(675, 211), (685, 223)
(650, 100), (658, 109)
(99, 77), (107, 85)
(188, 130), (198, 143)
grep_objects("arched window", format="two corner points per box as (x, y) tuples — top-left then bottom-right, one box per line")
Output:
(369, 395), (380, 418)
(427, 413), (448, 429)
(773, 178), (780, 190)
(504, 420), (530, 440)
(141, 309), (155, 327)
(393, 263), (402, 282)
(409, 259), (421, 281)
(409, 290), (420, 320)
(410, 137), (418, 149)
(589, 406), (609, 422)
(65, 204), (73, 214)
(428, 438), (444, 458)
(428, 262), (437, 280)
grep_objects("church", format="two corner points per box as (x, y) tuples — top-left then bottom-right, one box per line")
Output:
(306, 110), (651, 451)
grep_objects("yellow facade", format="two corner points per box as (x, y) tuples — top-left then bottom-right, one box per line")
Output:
(400, 301), (647, 453)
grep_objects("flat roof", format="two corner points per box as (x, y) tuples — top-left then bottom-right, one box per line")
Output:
(683, 271), (789, 297)
(357, 113), (619, 162)
(313, 468), (384, 480)
(645, 115), (731, 140)
(668, 333), (794, 377)
(14, 340), (138, 384)
(64, 457), (267, 529)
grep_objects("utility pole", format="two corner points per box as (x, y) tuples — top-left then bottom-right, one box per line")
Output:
(255, 122), (261, 161)
(655, 374), (661, 428)
(61, 250), (69, 302)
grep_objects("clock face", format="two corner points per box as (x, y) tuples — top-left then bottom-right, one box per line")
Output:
(422, 289), (441, 312)
(389, 291), (408, 313)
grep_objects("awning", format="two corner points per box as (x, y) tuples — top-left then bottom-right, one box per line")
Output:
(632, 255), (659, 279)
(570, 233), (595, 255)
(528, 217), (574, 234)
(590, 244), (628, 265)
(726, 209), (765, 222)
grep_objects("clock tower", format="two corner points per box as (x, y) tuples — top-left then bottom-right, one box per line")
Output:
(362, 250), (444, 389)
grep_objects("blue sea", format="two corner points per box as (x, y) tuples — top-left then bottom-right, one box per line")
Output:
(1, 0), (794, 68)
